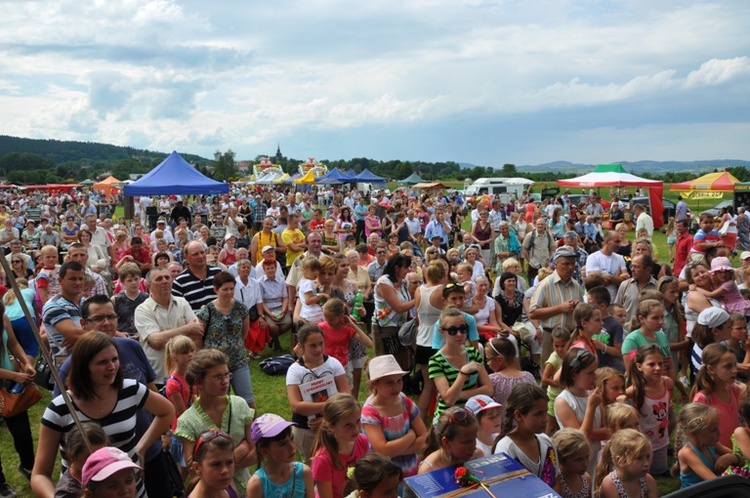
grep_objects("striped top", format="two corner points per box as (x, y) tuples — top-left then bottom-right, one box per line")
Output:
(42, 293), (82, 357)
(172, 265), (221, 310)
(428, 346), (483, 418)
(361, 393), (421, 477)
(42, 379), (149, 497)
(528, 271), (583, 331)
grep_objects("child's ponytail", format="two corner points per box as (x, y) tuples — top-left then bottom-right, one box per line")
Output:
(690, 343), (730, 399)
(626, 344), (661, 410)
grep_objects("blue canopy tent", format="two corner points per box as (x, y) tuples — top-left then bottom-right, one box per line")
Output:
(315, 168), (357, 184)
(124, 151), (229, 196)
(354, 168), (386, 183)
(346, 169), (358, 177)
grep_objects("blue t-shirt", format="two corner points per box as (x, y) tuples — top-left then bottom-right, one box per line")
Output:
(431, 312), (479, 349)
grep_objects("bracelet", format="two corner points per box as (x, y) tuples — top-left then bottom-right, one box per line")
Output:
(735, 453), (744, 466)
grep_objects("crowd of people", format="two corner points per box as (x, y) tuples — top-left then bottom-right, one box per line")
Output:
(0, 184), (744, 497)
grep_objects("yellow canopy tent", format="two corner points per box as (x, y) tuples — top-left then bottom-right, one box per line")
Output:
(92, 175), (122, 195)
(273, 173), (291, 184)
(669, 172), (739, 199)
(293, 170), (317, 185)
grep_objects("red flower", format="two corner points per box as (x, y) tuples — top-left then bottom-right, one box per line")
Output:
(455, 467), (468, 479)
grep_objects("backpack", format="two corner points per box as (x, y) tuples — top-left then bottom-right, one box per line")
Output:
(260, 354), (296, 376)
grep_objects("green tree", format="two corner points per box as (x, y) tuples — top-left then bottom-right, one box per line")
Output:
(501, 163), (517, 176)
(213, 149), (237, 181)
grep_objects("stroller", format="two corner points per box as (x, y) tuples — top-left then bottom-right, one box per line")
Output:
(513, 322), (541, 380)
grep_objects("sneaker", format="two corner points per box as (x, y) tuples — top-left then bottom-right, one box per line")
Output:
(17, 464), (31, 481)
(0, 483), (16, 498)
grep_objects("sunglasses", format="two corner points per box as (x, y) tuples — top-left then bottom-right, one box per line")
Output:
(443, 324), (469, 336)
(193, 429), (231, 458)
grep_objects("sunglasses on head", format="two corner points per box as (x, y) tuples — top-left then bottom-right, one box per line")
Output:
(193, 429), (231, 458)
(569, 349), (594, 369)
(443, 324), (469, 336)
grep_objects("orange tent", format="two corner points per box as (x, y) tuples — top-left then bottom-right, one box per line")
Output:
(93, 176), (122, 195)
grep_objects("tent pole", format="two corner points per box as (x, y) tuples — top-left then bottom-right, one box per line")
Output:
(0, 256), (92, 453)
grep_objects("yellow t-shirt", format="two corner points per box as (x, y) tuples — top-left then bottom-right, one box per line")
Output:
(282, 228), (305, 268)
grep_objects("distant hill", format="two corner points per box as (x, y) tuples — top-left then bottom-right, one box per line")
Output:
(0, 135), (209, 165)
(459, 160), (748, 175)
(516, 160), (749, 175)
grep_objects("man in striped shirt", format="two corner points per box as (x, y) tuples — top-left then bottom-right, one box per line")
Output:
(172, 241), (221, 310)
(529, 245), (583, 365)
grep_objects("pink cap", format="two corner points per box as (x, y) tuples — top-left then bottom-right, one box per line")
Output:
(82, 447), (141, 487)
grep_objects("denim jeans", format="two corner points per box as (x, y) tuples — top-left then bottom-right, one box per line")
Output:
(231, 363), (255, 404)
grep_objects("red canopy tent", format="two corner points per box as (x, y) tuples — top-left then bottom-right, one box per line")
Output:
(558, 164), (665, 228)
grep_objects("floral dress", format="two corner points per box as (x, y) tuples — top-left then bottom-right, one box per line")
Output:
(196, 301), (249, 373)
(373, 275), (410, 328)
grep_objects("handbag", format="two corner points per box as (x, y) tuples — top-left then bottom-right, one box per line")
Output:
(34, 356), (55, 391)
(0, 382), (42, 418)
(398, 317), (418, 347)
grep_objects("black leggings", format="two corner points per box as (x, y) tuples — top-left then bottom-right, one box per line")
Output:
(0, 410), (34, 482)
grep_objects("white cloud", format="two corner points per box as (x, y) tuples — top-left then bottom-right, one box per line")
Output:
(0, 0), (747, 164)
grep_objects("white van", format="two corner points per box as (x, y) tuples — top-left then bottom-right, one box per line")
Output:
(464, 178), (532, 204)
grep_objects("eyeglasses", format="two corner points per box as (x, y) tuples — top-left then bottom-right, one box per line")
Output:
(376, 250), (387, 255)
(443, 324), (469, 336)
(206, 372), (233, 382)
(88, 314), (118, 323)
(11, 260), (21, 263)
(193, 429), (231, 458)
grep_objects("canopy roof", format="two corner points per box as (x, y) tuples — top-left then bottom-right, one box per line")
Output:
(670, 172), (740, 192)
(273, 173), (291, 184)
(558, 163), (662, 188)
(354, 168), (386, 182)
(316, 168), (357, 183)
(124, 151), (228, 196)
(413, 182), (449, 189)
(293, 170), (317, 185)
(400, 172), (425, 185)
(557, 163), (665, 228)
(93, 175), (121, 194)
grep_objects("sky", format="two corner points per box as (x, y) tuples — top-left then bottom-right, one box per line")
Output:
(1, 0), (749, 167)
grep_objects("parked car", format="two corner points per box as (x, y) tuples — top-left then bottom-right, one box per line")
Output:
(629, 196), (690, 225)
(700, 199), (734, 218)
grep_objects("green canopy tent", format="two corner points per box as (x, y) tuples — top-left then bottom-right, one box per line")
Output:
(400, 172), (426, 186)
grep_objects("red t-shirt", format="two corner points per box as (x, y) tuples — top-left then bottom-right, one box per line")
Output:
(123, 246), (151, 266)
(309, 219), (325, 231)
(317, 321), (356, 367)
(312, 434), (369, 498)
(165, 372), (193, 431)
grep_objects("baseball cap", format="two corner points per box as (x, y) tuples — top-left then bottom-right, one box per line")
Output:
(224, 233), (236, 241)
(465, 395), (502, 415)
(741, 251), (750, 261)
(261, 245), (275, 253)
(697, 307), (730, 328)
(82, 447), (141, 487)
(250, 413), (296, 445)
(553, 245), (577, 261)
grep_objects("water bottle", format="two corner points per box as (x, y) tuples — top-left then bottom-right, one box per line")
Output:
(352, 291), (364, 321)
(9, 382), (24, 394)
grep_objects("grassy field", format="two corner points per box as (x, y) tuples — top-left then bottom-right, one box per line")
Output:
(3, 189), (726, 495)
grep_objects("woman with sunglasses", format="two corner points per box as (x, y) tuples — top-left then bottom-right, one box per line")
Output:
(428, 306), (493, 421)
(32, 331), (174, 498)
(10, 254), (33, 280)
(176, 349), (256, 496)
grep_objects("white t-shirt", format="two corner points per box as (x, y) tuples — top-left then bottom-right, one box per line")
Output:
(299, 278), (325, 323)
(585, 251), (626, 301)
(475, 298), (496, 326)
(494, 434), (556, 481)
(285, 356), (346, 387)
